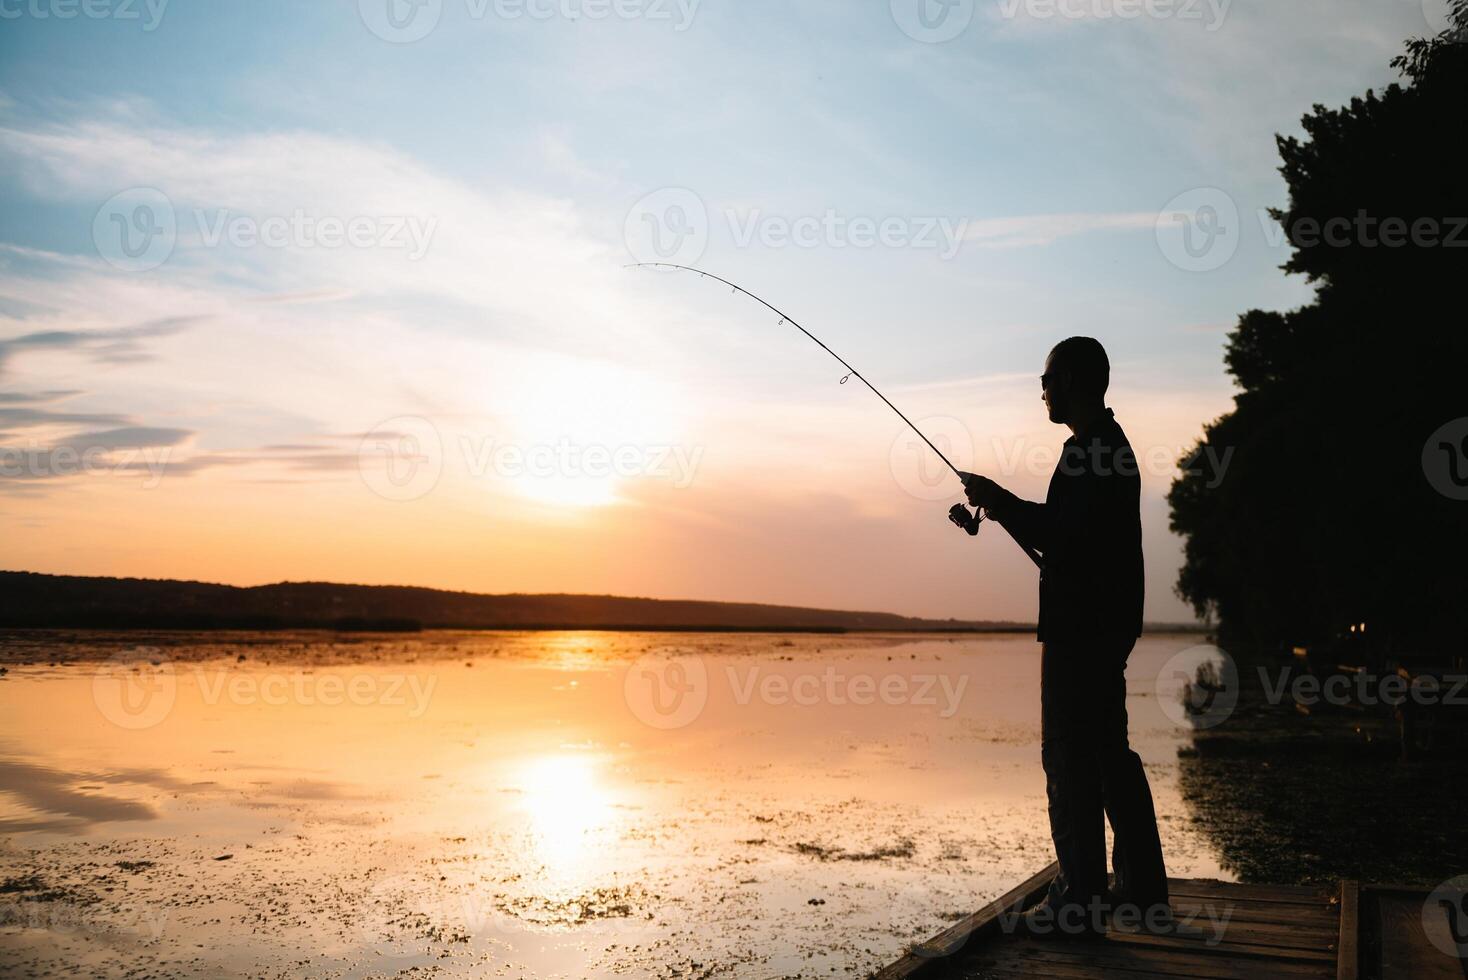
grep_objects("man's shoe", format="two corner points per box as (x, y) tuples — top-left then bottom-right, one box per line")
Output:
(1012, 901), (1106, 940)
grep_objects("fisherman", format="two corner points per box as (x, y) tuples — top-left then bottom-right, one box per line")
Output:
(957, 337), (1170, 938)
(631, 272), (1168, 936)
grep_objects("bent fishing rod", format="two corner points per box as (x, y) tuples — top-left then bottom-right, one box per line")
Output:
(628, 262), (1043, 569)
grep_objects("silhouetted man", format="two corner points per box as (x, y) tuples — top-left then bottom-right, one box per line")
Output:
(958, 337), (1168, 937)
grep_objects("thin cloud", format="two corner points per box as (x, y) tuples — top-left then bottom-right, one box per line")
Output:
(0, 315), (203, 377)
(0, 406), (131, 428)
(246, 288), (357, 306)
(960, 212), (1157, 249)
(0, 389), (82, 404)
(895, 371), (1039, 393)
(60, 427), (193, 451)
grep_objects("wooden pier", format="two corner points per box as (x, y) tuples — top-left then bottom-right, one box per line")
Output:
(875, 863), (1467, 979)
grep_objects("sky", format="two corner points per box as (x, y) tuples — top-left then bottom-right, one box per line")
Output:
(0, 0), (1451, 622)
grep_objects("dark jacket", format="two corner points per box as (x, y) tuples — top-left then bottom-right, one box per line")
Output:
(991, 410), (1144, 644)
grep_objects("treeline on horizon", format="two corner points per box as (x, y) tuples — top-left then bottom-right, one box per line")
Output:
(1167, 6), (1468, 652)
(0, 570), (1037, 633)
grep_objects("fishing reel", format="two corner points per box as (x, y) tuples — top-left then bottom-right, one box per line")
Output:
(948, 503), (982, 536)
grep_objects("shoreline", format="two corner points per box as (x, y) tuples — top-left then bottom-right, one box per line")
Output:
(0, 625), (1208, 668)
(1176, 646), (1468, 887)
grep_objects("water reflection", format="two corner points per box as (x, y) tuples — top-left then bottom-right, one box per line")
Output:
(0, 758), (168, 832)
(512, 754), (621, 881)
(0, 630), (1227, 978)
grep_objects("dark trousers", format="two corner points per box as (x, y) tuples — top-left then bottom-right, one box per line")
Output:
(1040, 638), (1168, 908)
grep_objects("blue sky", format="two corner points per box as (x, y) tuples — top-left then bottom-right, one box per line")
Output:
(0, 0), (1448, 620)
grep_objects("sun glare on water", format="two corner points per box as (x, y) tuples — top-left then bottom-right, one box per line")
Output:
(514, 753), (619, 875)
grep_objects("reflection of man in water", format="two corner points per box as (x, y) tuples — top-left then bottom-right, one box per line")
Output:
(958, 337), (1169, 936)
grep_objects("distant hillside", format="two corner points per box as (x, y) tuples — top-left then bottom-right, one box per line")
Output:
(0, 571), (1027, 632)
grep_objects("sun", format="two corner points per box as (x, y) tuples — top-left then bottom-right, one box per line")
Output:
(490, 354), (682, 508)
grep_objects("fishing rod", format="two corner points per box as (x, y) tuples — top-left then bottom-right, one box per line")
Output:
(628, 262), (1043, 569)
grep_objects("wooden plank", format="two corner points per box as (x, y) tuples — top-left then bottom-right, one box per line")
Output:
(1110, 903), (1335, 943)
(1171, 896), (1335, 916)
(1116, 919), (1336, 952)
(1168, 903), (1336, 930)
(1100, 929), (1336, 963)
(1167, 882), (1335, 907)
(879, 873), (1350, 979)
(1377, 891), (1464, 980)
(1171, 887), (1333, 907)
(1418, 902), (1468, 975)
(1181, 914), (1338, 937)
(1168, 879), (1332, 902)
(965, 942), (1335, 980)
(958, 960), (1252, 980)
(872, 863), (1057, 979)
(1167, 892), (1336, 914)
(1336, 880), (1358, 980)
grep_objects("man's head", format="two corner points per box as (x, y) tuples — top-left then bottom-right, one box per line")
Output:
(1041, 336), (1109, 425)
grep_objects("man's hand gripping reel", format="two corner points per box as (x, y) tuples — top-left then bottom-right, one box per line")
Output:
(948, 504), (983, 536)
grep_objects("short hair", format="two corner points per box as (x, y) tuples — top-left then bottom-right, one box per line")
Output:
(1049, 336), (1110, 397)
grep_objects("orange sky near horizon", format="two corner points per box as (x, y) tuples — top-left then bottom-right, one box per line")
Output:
(1, 343), (1227, 624)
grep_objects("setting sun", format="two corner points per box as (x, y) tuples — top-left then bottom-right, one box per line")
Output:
(488, 354), (683, 508)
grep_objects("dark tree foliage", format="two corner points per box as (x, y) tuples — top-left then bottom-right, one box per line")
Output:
(1168, 7), (1468, 651)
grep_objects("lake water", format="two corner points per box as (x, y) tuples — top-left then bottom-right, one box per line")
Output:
(0, 630), (1225, 978)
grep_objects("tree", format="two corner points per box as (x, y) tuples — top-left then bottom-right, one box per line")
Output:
(1168, 5), (1468, 651)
